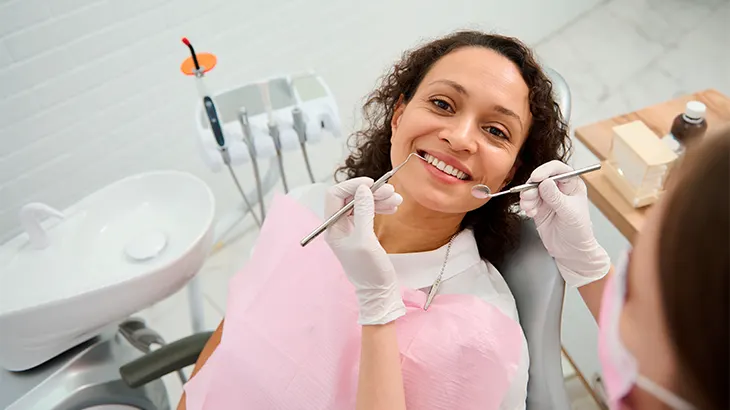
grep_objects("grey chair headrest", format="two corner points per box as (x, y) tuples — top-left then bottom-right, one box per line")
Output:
(543, 67), (572, 124)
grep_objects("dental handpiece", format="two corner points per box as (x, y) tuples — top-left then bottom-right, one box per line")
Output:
(269, 122), (289, 193)
(238, 107), (266, 221)
(226, 159), (261, 228)
(471, 163), (602, 199)
(292, 107), (316, 183)
(203, 96), (261, 227)
(300, 152), (426, 247)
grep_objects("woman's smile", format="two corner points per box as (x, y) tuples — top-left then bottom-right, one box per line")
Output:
(417, 150), (473, 184)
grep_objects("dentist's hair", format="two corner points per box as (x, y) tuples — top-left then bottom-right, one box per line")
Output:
(658, 126), (729, 409)
(336, 30), (571, 265)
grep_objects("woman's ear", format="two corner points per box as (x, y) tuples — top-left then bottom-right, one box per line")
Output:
(390, 95), (406, 137)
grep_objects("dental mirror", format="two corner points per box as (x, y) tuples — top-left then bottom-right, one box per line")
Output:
(471, 163), (602, 200)
(471, 184), (492, 199)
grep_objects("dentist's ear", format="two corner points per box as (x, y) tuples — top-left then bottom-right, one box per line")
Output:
(390, 95), (406, 137)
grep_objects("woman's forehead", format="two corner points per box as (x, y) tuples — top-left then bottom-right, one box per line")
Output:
(419, 47), (532, 126)
(422, 48), (527, 92)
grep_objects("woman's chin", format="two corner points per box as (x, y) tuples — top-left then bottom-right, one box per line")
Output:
(406, 190), (474, 215)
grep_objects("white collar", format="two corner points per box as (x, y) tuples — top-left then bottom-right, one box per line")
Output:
(388, 229), (483, 290)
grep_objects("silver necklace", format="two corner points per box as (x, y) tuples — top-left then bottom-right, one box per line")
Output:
(423, 234), (456, 310)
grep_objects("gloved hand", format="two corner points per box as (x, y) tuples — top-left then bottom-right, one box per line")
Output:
(519, 161), (611, 286)
(324, 177), (406, 325)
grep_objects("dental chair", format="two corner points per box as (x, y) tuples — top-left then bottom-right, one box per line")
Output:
(0, 68), (572, 410)
(117, 68), (574, 410)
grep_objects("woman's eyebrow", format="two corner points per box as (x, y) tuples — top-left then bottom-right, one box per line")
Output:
(494, 105), (523, 131)
(428, 79), (468, 96)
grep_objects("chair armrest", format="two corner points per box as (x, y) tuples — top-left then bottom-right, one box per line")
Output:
(119, 331), (214, 388)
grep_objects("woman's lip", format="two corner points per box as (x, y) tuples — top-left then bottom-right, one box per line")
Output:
(417, 150), (472, 178)
(420, 158), (470, 184)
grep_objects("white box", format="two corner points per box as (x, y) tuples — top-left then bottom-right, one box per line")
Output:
(605, 120), (678, 208)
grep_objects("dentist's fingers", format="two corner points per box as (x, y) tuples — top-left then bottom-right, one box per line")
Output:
(374, 193), (402, 214)
(330, 177), (374, 199)
(372, 183), (395, 201)
(519, 198), (540, 218)
(555, 177), (582, 196)
(325, 177), (374, 216)
(353, 185), (376, 233)
(527, 160), (574, 183)
(519, 187), (541, 218)
(520, 187), (540, 202)
(537, 179), (567, 212)
(374, 206), (399, 215)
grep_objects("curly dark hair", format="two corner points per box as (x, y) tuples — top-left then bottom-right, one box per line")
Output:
(335, 31), (571, 266)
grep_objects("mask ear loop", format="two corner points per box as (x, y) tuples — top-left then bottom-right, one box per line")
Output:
(620, 251), (695, 410)
(636, 375), (695, 410)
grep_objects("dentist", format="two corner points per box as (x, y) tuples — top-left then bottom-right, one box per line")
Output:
(331, 128), (729, 410)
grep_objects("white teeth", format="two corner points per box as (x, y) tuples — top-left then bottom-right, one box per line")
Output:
(422, 153), (469, 180)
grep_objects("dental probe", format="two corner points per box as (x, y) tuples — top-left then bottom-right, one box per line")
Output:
(300, 152), (426, 247)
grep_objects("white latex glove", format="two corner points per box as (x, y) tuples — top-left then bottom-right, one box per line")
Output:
(324, 177), (406, 325)
(519, 161), (611, 287)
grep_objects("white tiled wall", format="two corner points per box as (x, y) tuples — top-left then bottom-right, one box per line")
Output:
(0, 0), (602, 243)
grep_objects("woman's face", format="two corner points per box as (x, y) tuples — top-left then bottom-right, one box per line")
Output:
(388, 46), (532, 214)
(618, 195), (680, 408)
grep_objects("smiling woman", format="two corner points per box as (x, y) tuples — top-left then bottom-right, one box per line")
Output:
(180, 31), (604, 410)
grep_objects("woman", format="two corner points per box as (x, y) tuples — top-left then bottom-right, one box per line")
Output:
(346, 128), (730, 409)
(180, 31), (610, 409)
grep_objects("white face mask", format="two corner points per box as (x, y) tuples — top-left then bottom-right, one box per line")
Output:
(597, 249), (696, 410)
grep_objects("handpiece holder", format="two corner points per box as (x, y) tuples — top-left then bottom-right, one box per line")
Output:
(193, 72), (343, 173)
(292, 107), (316, 183)
(292, 108), (307, 144)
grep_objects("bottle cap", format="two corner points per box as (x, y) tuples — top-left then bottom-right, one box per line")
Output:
(685, 101), (706, 120)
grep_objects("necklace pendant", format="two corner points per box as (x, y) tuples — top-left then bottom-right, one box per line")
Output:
(424, 276), (442, 311)
(423, 234), (455, 311)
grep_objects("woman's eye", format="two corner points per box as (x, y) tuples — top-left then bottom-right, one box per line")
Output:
(431, 99), (453, 112)
(484, 125), (508, 139)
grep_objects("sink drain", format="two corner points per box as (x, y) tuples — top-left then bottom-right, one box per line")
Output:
(124, 231), (168, 262)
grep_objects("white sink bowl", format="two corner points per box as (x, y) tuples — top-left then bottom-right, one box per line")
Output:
(0, 171), (215, 371)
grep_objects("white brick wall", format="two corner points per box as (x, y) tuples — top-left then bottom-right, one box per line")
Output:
(0, 0), (600, 243)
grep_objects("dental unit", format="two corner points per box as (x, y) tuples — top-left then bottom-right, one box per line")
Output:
(471, 163), (602, 199)
(300, 152), (427, 247)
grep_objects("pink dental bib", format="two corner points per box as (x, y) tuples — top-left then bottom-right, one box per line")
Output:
(184, 194), (524, 409)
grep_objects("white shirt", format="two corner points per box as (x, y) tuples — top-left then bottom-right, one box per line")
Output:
(289, 184), (529, 409)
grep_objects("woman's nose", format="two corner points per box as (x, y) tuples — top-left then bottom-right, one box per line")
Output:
(441, 118), (478, 153)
